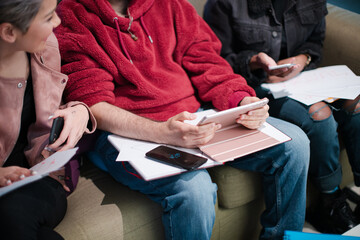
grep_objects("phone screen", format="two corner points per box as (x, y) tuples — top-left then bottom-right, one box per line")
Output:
(146, 145), (207, 170)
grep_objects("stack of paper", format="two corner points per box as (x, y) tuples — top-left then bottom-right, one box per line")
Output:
(262, 65), (360, 105)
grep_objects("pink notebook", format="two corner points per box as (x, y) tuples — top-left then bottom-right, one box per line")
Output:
(196, 100), (291, 162)
(199, 124), (290, 162)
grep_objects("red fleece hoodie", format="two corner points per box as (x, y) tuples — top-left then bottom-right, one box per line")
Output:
(55, 0), (255, 121)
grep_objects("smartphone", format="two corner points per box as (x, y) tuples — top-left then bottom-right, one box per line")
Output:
(268, 63), (296, 70)
(49, 117), (64, 144)
(145, 145), (207, 170)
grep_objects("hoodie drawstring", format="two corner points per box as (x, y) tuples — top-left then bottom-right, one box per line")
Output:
(114, 17), (133, 64)
(126, 9), (138, 41)
(140, 16), (153, 43)
(113, 13), (153, 64)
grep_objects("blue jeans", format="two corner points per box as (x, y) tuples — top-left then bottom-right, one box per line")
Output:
(333, 100), (360, 186)
(227, 117), (309, 240)
(89, 117), (309, 240)
(256, 86), (360, 190)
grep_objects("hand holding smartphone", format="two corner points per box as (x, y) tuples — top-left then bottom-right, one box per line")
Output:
(146, 145), (207, 170)
(49, 117), (64, 144)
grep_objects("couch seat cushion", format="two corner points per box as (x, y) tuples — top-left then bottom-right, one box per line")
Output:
(208, 165), (263, 209)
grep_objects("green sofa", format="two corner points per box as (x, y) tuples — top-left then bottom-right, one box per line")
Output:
(55, 2), (360, 240)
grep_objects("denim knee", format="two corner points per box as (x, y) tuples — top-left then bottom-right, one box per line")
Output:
(307, 114), (338, 144)
(267, 117), (310, 170)
(162, 170), (217, 240)
(163, 170), (217, 214)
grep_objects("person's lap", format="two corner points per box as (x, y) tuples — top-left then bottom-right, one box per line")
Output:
(91, 116), (309, 240)
(91, 132), (217, 239)
(227, 117), (310, 239)
(0, 177), (67, 240)
(256, 87), (343, 191)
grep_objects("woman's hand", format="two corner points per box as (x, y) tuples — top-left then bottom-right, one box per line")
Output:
(266, 54), (308, 83)
(249, 52), (278, 72)
(250, 52), (292, 76)
(159, 111), (221, 148)
(249, 52), (309, 83)
(49, 169), (70, 192)
(47, 104), (89, 152)
(236, 97), (269, 129)
(0, 166), (32, 187)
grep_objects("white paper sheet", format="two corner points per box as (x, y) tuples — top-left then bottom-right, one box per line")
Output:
(0, 148), (78, 197)
(30, 147), (78, 174)
(108, 135), (222, 181)
(261, 65), (360, 105)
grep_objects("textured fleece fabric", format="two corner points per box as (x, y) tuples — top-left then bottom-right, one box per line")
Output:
(55, 0), (255, 121)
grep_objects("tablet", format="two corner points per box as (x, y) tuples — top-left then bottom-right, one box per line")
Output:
(197, 98), (269, 127)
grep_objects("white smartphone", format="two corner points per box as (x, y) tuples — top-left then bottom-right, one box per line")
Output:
(198, 98), (269, 127)
(268, 63), (296, 70)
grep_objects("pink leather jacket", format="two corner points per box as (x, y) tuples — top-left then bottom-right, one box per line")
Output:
(0, 33), (96, 170)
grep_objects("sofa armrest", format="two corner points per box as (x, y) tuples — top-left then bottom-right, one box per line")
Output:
(321, 4), (360, 75)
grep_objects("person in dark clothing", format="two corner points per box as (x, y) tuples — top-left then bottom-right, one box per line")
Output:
(204, 0), (360, 234)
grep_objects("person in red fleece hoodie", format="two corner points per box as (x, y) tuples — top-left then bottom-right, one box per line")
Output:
(55, 0), (310, 239)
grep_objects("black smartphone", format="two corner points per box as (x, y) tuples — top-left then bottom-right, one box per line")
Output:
(145, 145), (207, 170)
(49, 117), (64, 144)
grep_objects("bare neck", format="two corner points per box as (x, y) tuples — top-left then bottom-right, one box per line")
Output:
(108, 0), (129, 17)
(0, 43), (28, 79)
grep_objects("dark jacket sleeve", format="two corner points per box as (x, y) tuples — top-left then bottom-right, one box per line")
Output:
(292, 10), (327, 71)
(204, 0), (264, 87)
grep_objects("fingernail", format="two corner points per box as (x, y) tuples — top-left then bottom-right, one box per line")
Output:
(48, 115), (54, 120)
(19, 174), (25, 180)
(31, 170), (37, 175)
(6, 179), (12, 185)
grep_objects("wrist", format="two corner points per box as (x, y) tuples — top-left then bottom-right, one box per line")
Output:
(152, 121), (169, 144)
(249, 54), (261, 71)
(302, 54), (311, 66)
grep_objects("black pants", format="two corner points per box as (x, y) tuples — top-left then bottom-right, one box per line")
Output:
(0, 177), (67, 240)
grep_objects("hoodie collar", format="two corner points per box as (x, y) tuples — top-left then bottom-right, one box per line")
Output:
(106, 0), (154, 64)
(77, 0), (154, 27)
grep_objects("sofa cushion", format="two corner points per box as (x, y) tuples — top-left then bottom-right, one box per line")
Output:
(55, 160), (165, 240)
(208, 165), (263, 209)
(54, 161), (124, 239)
(321, 4), (360, 75)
